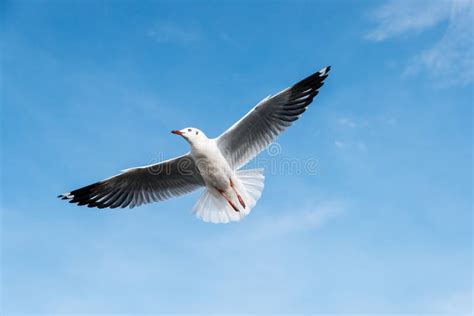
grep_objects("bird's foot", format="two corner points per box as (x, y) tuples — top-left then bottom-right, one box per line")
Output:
(230, 179), (246, 209)
(218, 189), (240, 212)
(236, 194), (246, 209)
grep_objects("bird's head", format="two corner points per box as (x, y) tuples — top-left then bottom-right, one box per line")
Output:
(171, 127), (207, 145)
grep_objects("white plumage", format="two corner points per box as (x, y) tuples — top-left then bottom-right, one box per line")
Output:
(193, 168), (265, 223)
(59, 66), (331, 223)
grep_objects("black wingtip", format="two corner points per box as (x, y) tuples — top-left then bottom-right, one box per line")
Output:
(58, 192), (73, 200)
(319, 66), (331, 76)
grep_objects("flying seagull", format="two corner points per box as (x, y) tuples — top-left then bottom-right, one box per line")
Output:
(59, 66), (331, 223)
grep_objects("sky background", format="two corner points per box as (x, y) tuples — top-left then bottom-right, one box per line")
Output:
(1, 0), (472, 314)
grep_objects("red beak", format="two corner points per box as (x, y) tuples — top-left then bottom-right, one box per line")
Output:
(171, 130), (184, 136)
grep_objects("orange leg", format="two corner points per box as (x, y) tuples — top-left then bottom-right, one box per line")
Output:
(230, 179), (246, 209)
(218, 189), (240, 212)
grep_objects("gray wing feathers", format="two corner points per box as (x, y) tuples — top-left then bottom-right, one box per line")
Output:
(58, 154), (204, 209)
(217, 66), (330, 169)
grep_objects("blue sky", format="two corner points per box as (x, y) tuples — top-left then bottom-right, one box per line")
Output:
(1, 0), (472, 314)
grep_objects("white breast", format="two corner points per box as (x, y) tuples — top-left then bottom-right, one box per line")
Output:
(190, 139), (233, 190)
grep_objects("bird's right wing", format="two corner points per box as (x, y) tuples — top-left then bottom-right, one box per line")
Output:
(216, 67), (330, 170)
(59, 154), (204, 209)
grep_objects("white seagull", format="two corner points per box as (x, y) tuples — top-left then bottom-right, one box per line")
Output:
(59, 66), (331, 223)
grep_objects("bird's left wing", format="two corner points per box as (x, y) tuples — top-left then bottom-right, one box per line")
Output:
(59, 154), (204, 209)
(216, 67), (330, 170)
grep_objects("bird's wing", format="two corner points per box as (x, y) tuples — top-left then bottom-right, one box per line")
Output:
(59, 154), (204, 209)
(216, 66), (330, 169)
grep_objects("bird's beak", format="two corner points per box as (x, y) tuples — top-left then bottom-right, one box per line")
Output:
(171, 130), (184, 136)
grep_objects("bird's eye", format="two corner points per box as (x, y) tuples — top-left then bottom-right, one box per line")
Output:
(188, 129), (192, 132)
(196, 131), (198, 135)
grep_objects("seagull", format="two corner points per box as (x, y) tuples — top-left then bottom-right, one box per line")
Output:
(59, 66), (331, 223)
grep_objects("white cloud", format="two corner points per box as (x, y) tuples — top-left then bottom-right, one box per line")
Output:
(208, 199), (347, 246)
(218, 31), (242, 49)
(434, 289), (473, 313)
(366, 0), (473, 86)
(336, 116), (370, 129)
(148, 22), (202, 45)
(365, 0), (452, 42)
(248, 199), (346, 240)
(334, 140), (347, 149)
(337, 117), (357, 128)
(406, 2), (473, 86)
(334, 139), (368, 152)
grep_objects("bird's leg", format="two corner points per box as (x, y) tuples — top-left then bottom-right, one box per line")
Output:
(230, 178), (246, 209)
(218, 189), (240, 212)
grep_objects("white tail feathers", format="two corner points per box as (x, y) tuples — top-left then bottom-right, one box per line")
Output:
(192, 168), (265, 224)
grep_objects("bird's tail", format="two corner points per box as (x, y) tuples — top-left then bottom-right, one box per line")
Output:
(192, 168), (265, 224)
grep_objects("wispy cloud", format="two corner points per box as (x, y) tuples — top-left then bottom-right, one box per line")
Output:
(208, 198), (347, 247)
(337, 117), (358, 128)
(366, 0), (473, 86)
(218, 31), (242, 49)
(334, 117), (369, 152)
(247, 199), (346, 240)
(334, 140), (347, 149)
(148, 22), (202, 46)
(433, 289), (473, 313)
(365, 0), (452, 42)
(334, 140), (367, 152)
(336, 116), (370, 128)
